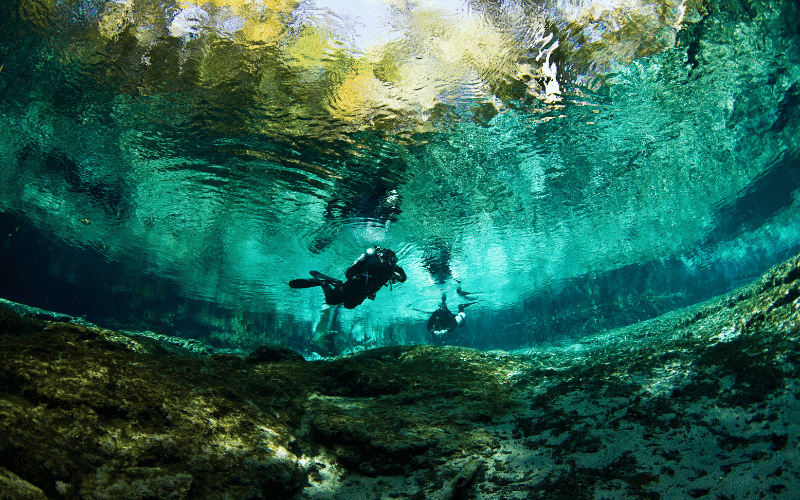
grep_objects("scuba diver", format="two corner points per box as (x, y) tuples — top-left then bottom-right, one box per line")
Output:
(289, 247), (407, 309)
(427, 293), (478, 344)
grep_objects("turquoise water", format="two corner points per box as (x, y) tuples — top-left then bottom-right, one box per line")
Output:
(1, 0), (798, 354)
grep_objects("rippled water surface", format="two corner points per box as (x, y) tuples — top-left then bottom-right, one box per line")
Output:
(1, 0), (798, 352)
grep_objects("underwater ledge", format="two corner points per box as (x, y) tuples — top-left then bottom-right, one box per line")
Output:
(1, 253), (799, 499)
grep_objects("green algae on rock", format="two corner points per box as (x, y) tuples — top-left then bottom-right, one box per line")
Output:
(1, 251), (799, 499)
(0, 317), (308, 499)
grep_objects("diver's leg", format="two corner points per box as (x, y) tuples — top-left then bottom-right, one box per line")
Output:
(310, 271), (340, 284)
(321, 282), (346, 305)
(343, 294), (366, 309)
(289, 278), (322, 288)
(455, 301), (477, 326)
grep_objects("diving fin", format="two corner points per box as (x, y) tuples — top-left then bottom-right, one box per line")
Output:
(309, 271), (339, 284)
(289, 278), (322, 289)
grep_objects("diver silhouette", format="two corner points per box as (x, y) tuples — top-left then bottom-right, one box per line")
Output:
(427, 293), (478, 343)
(289, 247), (407, 309)
(456, 285), (478, 300)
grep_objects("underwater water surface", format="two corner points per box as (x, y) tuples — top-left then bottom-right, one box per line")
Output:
(0, 0), (799, 354)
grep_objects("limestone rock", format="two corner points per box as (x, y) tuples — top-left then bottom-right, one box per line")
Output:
(0, 466), (48, 500)
(80, 467), (193, 500)
(247, 344), (307, 364)
(0, 251), (799, 499)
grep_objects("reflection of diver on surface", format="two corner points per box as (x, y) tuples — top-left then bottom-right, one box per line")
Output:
(422, 241), (452, 285)
(311, 305), (343, 357)
(289, 247), (407, 309)
(309, 175), (403, 254)
(456, 285), (479, 300)
(427, 293), (478, 345)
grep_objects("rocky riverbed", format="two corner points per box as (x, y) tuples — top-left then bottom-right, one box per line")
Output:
(2, 252), (799, 499)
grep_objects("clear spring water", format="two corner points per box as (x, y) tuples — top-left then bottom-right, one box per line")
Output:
(0, 0), (798, 354)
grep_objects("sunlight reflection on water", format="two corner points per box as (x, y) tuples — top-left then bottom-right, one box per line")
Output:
(2, 0), (799, 351)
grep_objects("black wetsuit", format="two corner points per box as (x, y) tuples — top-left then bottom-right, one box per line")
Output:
(427, 306), (459, 336)
(290, 247), (407, 309)
(427, 293), (476, 345)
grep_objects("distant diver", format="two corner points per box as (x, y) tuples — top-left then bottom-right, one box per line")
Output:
(289, 247), (407, 309)
(427, 293), (478, 342)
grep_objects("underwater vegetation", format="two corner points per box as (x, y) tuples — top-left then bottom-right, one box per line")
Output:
(1, 0), (799, 495)
(1, 250), (798, 498)
(1, 0), (799, 350)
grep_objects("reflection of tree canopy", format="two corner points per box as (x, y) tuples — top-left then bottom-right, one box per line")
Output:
(20, 0), (705, 139)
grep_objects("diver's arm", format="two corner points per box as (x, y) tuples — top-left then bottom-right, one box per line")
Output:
(392, 265), (407, 283)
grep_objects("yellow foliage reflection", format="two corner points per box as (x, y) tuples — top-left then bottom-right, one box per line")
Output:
(22, 0), (703, 138)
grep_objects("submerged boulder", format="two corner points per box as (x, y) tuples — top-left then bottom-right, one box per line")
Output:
(0, 466), (48, 500)
(0, 318), (307, 500)
(246, 344), (306, 364)
(0, 251), (798, 499)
